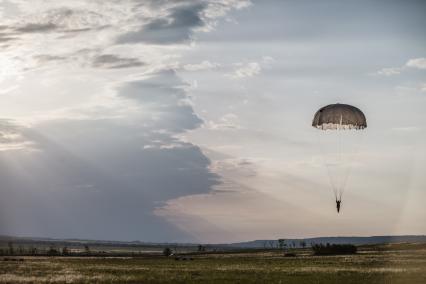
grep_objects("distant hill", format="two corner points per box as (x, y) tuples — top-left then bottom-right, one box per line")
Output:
(227, 235), (426, 248)
(1, 234), (425, 249)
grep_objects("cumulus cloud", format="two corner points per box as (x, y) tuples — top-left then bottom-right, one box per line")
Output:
(228, 62), (261, 79)
(0, 0), (250, 241)
(224, 57), (273, 79)
(206, 113), (241, 130)
(374, 57), (426, 76)
(183, 60), (220, 71)
(0, 0), (250, 74)
(406, 57), (426, 70)
(117, 0), (251, 44)
(0, 117), (219, 241)
(0, 67), (213, 241)
(118, 70), (202, 132)
(375, 67), (402, 76)
(118, 2), (206, 44)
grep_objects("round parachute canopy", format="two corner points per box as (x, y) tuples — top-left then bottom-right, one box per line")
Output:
(312, 103), (367, 130)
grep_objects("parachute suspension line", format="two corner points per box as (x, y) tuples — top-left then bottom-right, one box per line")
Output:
(315, 131), (338, 200)
(337, 115), (343, 201)
(338, 131), (365, 200)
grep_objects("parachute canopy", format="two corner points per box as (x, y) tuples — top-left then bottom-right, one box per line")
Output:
(312, 103), (367, 130)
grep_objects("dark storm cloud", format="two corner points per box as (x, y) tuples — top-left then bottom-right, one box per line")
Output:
(92, 54), (145, 69)
(0, 0), (250, 242)
(0, 118), (219, 241)
(0, 69), (213, 241)
(117, 2), (206, 44)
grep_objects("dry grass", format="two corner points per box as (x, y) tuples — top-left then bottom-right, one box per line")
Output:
(1, 244), (425, 283)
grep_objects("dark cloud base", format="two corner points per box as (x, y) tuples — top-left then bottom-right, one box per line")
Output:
(117, 2), (206, 44)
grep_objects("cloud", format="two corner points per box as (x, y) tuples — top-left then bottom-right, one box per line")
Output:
(16, 23), (58, 33)
(0, 0), (252, 241)
(0, 120), (35, 152)
(209, 158), (257, 178)
(117, 0), (251, 44)
(406, 57), (426, 70)
(183, 60), (220, 71)
(0, 0), (250, 76)
(117, 2), (206, 44)
(375, 67), (402, 76)
(374, 57), (426, 76)
(0, 34), (17, 42)
(206, 113), (241, 130)
(0, 117), (219, 241)
(228, 62), (261, 79)
(33, 54), (66, 63)
(92, 54), (145, 69)
(119, 70), (202, 132)
(0, 67), (214, 242)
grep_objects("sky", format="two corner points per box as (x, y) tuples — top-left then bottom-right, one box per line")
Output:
(0, 0), (425, 243)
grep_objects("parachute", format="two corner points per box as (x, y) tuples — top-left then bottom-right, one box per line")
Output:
(312, 104), (367, 130)
(312, 103), (367, 213)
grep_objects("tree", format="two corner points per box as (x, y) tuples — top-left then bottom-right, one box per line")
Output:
(29, 247), (38, 256)
(197, 245), (205, 252)
(163, 247), (172, 256)
(8, 242), (14, 255)
(84, 245), (90, 255)
(278, 239), (286, 250)
(47, 246), (59, 256)
(62, 247), (70, 256)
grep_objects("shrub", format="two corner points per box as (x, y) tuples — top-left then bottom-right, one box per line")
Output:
(163, 247), (172, 256)
(284, 253), (296, 257)
(47, 246), (60, 256)
(312, 243), (357, 255)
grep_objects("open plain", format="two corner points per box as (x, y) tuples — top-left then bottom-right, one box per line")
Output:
(1, 244), (425, 284)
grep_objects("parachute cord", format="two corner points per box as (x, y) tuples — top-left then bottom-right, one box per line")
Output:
(339, 131), (366, 200)
(338, 126), (342, 198)
(315, 131), (338, 200)
(338, 115), (342, 200)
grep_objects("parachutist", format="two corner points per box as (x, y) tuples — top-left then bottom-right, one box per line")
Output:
(313, 103), (367, 214)
(336, 200), (341, 213)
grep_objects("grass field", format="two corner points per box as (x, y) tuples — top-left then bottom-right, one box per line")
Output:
(1, 244), (425, 283)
